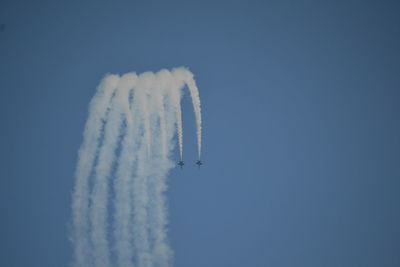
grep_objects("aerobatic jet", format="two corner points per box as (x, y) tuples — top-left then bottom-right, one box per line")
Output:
(196, 160), (203, 168)
(177, 161), (184, 169)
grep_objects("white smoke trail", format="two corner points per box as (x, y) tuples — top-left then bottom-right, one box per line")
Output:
(147, 71), (175, 267)
(71, 75), (119, 267)
(90, 86), (125, 267)
(136, 72), (153, 156)
(173, 68), (202, 159)
(130, 72), (154, 267)
(169, 72), (184, 161)
(112, 73), (137, 267)
(175, 103), (183, 161)
(154, 70), (168, 158)
(185, 77), (202, 159)
(71, 67), (202, 267)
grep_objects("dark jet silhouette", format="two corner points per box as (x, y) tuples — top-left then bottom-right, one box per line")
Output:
(196, 160), (203, 168)
(177, 161), (184, 169)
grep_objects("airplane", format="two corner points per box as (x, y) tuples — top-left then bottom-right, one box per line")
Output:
(177, 161), (184, 169)
(196, 160), (203, 168)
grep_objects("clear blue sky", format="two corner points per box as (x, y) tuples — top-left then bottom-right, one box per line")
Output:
(1, 0), (400, 266)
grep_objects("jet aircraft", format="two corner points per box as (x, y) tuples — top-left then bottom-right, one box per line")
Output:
(177, 161), (184, 169)
(196, 160), (203, 168)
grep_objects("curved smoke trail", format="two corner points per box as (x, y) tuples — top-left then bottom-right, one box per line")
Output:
(168, 71), (184, 161)
(89, 92), (123, 267)
(71, 75), (119, 267)
(71, 67), (202, 267)
(173, 68), (202, 159)
(112, 73), (137, 267)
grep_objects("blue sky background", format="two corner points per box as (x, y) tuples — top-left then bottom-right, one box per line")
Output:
(1, 0), (400, 266)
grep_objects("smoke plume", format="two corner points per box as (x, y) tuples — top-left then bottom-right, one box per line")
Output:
(71, 67), (202, 267)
